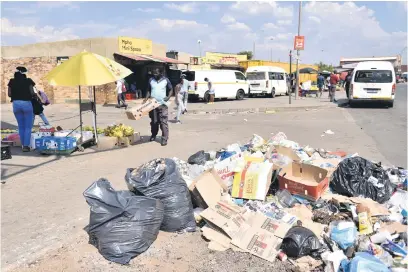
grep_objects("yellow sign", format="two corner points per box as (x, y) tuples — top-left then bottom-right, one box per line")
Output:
(118, 36), (152, 55)
(203, 52), (247, 65)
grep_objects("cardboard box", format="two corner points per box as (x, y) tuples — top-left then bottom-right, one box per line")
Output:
(231, 225), (282, 263)
(278, 162), (329, 201)
(275, 146), (301, 161)
(231, 161), (273, 201)
(245, 212), (291, 239)
(126, 98), (160, 120)
(310, 158), (341, 178)
(189, 171), (225, 209)
(95, 136), (118, 150)
(200, 202), (249, 238)
(213, 152), (245, 189)
(117, 132), (141, 147)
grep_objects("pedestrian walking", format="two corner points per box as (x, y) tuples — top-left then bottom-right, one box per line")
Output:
(32, 89), (50, 126)
(204, 77), (215, 104)
(174, 78), (184, 124)
(7, 66), (36, 152)
(145, 68), (173, 146)
(181, 74), (189, 113)
(317, 73), (325, 98)
(345, 71), (352, 99)
(115, 79), (127, 109)
(329, 71), (339, 102)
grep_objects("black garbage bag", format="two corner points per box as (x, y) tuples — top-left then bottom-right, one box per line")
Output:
(83, 179), (164, 265)
(281, 226), (321, 258)
(125, 158), (196, 232)
(330, 157), (395, 204)
(187, 150), (210, 165)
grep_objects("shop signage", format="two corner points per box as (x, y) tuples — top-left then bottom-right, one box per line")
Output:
(190, 57), (202, 65)
(294, 36), (305, 50)
(203, 52), (247, 65)
(118, 36), (153, 55)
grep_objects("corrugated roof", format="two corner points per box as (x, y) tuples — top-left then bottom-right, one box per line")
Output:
(114, 53), (188, 64)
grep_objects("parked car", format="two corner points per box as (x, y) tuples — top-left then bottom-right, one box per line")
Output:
(182, 70), (249, 102)
(349, 61), (396, 108)
(246, 66), (288, 98)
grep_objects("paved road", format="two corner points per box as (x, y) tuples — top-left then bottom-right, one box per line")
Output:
(345, 83), (407, 168)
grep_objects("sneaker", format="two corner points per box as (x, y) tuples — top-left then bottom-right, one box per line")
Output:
(161, 139), (167, 146)
(183, 109), (187, 114)
(22, 146), (30, 152)
(176, 120), (182, 124)
(150, 136), (156, 142)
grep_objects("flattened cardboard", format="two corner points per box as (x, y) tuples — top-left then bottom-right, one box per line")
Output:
(245, 212), (291, 239)
(200, 202), (249, 238)
(278, 162), (329, 201)
(214, 153), (245, 189)
(126, 98), (160, 120)
(95, 136), (118, 150)
(189, 171), (224, 209)
(231, 161), (273, 200)
(275, 146), (301, 161)
(231, 225), (282, 263)
(202, 226), (232, 251)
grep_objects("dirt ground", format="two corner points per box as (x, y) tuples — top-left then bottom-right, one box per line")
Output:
(13, 230), (298, 272)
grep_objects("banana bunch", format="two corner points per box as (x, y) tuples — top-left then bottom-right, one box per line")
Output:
(104, 124), (134, 138)
(83, 126), (105, 135)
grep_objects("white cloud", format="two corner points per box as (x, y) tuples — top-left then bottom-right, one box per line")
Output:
(221, 14), (236, 24)
(164, 3), (199, 13)
(1, 18), (79, 42)
(230, 1), (293, 18)
(227, 22), (251, 32)
(262, 23), (279, 30)
(277, 20), (292, 26)
(308, 16), (321, 24)
(154, 18), (208, 31)
(3, 7), (37, 15)
(136, 8), (160, 13)
(268, 33), (293, 41)
(36, 1), (79, 11)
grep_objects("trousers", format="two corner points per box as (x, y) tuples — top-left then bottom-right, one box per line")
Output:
(117, 93), (127, 107)
(33, 112), (50, 126)
(329, 85), (337, 101)
(13, 100), (34, 147)
(149, 105), (169, 140)
(176, 93), (186, 121)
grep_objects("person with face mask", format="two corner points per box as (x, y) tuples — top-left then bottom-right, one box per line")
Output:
(144, 68), (173, 146)
(7, 66), (36, 152)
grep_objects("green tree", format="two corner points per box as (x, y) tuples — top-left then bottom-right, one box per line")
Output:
(315, 61), (334, 72)
(238, 51), (253, 60)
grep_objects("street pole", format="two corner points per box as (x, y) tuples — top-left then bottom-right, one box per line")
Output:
(295, 1), (302, 100)
(289, 50), (292, 104)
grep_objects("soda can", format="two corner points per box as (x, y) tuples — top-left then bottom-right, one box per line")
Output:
(277, 250), (287, 261)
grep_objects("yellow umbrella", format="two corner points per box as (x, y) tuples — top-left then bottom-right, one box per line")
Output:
(44, 50), (132, 87)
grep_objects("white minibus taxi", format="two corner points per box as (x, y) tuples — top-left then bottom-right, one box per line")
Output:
(350, 61), (396, 107)
(246, 66), (288, 98)
(182, 70), (249, 102)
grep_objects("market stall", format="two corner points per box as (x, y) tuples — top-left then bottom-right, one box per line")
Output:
(39, 50), (133, 154)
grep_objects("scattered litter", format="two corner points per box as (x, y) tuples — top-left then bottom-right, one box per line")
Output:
(324, 129), (335, 135)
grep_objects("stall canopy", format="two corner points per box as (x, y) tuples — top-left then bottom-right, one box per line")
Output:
(114, 53), (188, 65)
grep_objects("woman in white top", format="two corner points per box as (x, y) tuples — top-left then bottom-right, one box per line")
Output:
(115, 80), (127, 109)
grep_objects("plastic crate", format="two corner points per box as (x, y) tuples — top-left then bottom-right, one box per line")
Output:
(125, 93), (136, 100)
(35, 136), (77, 152)
(1, 145), (12, 160)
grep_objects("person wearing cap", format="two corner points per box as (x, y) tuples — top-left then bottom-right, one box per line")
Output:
(144, 68), (173, 146)
(7, 67), (36, 152)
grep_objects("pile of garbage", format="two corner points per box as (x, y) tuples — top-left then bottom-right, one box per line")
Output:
(82, 132), (408, 270)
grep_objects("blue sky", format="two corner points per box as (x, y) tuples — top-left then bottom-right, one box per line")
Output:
(1, 1), (407, 65)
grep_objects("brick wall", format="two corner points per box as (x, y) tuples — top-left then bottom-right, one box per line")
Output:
(1, 57), (117, 104)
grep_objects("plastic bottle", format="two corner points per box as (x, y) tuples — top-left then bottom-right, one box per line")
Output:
(276, 190), (297, 208)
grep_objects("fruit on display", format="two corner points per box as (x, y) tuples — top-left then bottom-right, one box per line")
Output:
(104, 124), (134, 138)
(83, 126), (105, 135)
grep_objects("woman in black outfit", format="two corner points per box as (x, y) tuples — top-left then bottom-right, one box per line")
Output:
(8, 67), (36, 152)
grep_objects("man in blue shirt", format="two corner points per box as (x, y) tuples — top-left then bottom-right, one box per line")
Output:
(145, 68), (173, 146)
(317, 73), (325, 98)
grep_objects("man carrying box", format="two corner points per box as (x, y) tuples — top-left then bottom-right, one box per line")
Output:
(144, 68), (173, 146)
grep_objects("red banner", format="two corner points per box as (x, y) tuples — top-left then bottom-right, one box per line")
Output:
(294, 36), (305, 50)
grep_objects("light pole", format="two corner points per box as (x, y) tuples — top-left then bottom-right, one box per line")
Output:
(295, 1), (302, 100)
(270, 38), (274, 62)
(197, 40), (202, 58)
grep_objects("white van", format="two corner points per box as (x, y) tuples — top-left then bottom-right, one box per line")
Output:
(350, 61), (396, 107)
(182, 70), (249, 102)
(246, 66), (288, 97)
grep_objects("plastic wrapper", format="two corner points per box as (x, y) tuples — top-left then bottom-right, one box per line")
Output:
(330, 157), (395, 204)
(267, 132), (288, 145)
(248, 134), (265, 149)
(125, 158), (196, 232)
(187, 150), (210, 165)
(340, 252), (390, 272)
(83, 179), (164, 265)
(329, 221), (357, 250)
(280, 226), (321, 258)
